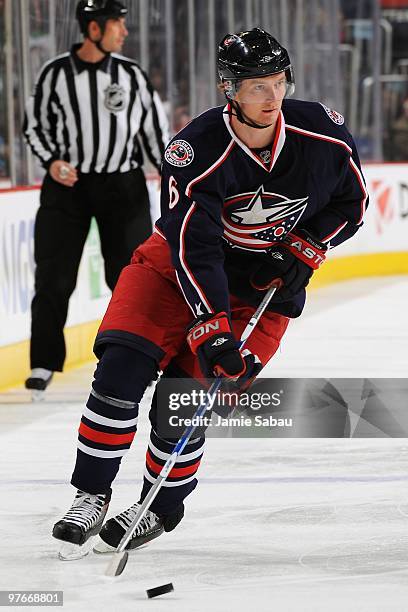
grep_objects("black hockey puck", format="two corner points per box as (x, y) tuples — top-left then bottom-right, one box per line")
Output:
(146, 583), (174, 598)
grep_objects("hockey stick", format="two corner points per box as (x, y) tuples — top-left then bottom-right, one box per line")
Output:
(106, 282), (280, 577)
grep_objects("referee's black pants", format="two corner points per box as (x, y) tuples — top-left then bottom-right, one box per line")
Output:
(30, 168), (152, 372)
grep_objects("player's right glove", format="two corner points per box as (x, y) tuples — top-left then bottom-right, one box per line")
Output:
(250, 230), (327, 302)
(187, 312), (256, 380)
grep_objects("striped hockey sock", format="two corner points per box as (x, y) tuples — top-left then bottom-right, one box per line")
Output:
(71, 388), (139, 494)
(140, 429), (205, 516)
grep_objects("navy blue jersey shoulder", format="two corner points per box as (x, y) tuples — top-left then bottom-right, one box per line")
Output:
(176, 106), (228, 145)
(161, 106), (232, 189)
(283, 98), (353, 146)
(156, 100), (368, 320)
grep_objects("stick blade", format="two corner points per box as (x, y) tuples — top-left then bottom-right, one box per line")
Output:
(105, 551), (129, 577)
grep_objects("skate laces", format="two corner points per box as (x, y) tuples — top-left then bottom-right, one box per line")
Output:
(63, 490), (107, 531)
(115, 504), (160, 537)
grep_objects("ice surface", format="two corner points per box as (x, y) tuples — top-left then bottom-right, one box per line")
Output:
(265, 275), (408, 377)
(1, 277), (407, 612)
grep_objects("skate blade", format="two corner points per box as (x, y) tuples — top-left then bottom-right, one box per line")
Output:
(93, 537), (116, 554)
(31, 390), (46, 402)
(58, 536), (95, 561)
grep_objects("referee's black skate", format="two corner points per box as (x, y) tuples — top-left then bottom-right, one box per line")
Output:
(53, 489), (111, 560)
(25, 368), (53, 402)
(93, 502), (184, 553)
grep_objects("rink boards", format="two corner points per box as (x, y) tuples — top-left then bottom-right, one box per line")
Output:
(0, 164), (407, 389)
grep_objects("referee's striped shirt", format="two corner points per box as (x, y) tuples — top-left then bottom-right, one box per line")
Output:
(23, 44), (169, 174)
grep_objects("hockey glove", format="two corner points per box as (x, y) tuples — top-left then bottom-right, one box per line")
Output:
(187, 312), (259, 380)
(214, 348), (263, 417)
(250, 230), (327, 302)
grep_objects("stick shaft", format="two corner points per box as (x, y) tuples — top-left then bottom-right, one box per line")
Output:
(113, 284), (278, 554)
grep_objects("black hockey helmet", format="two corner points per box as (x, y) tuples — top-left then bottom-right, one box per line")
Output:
(76, 0), (128, 36)
(218, 28), (295, 98)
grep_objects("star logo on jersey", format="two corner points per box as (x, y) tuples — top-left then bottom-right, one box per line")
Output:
(222, 186), (308, 251)
(104, 84), (126, 113)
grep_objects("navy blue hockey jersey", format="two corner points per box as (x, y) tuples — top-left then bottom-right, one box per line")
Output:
(156, 99), (368, 318)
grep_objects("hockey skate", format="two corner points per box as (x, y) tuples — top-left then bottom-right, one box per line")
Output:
(25, 368), (53, 402)
(93, 502), (184, 554)
(53, 488), (111, 560)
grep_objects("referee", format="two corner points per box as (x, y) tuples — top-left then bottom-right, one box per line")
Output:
(23, 0), (169, 396)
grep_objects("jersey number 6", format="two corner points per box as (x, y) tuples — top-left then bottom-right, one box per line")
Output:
(169, 176), (180, 209)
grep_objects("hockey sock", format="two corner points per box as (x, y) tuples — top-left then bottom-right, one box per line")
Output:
(71, 345), (158, 494)
(140, 428), (205, 516)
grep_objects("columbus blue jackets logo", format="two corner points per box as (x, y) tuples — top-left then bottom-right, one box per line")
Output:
(320, 103), (344, 125)
(165, 140), (194, 167)
(104, 84), (126, 113)
(222, 186), (308, 251)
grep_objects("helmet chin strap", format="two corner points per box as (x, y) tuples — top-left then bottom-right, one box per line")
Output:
(87, 21), (110, 55)
(88, 34), (110, 55)
(225, 100), (273, 130)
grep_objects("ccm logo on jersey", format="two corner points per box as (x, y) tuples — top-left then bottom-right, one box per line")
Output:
(284, 232), (327, 269)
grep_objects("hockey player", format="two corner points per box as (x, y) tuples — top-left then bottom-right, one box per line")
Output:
(52, 28), (368, 555)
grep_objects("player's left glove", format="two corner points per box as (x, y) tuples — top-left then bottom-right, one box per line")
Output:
(250, 230), (327, 302)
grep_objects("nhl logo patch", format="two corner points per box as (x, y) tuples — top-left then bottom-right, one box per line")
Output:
(104, 84), (126, 113)
(165, 140), (194, 167)
(259, 150), (271, 164)
(320, 103), (344, 125)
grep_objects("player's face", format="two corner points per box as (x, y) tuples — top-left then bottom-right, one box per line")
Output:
(100, 17), (128, 52)
(235, 72), (287, 125)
